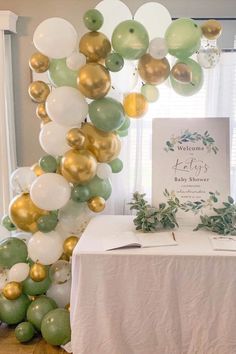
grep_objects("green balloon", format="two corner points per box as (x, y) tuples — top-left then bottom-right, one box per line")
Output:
(72, 185), (90, 202)
(165, 18), (201, 59)
(112, 20), (149, 60)
(39, 155), (58, 173)
(117, 129), (128, 137)
(0, 237), (28, 268)
(0, 294), (30, 325)
(141, 84), (159, 103)
(108, 158), (123, 173)
(23, 273), (51, 296)
(170, 58), (203, 96)
(83, 9), (103, 31)
(117, 117), (130, 132)
(37, 214), (58, 233)
(105, 52), (124, 72)
(89, 97), (125, 132)
(48, 58), (78, 88)
(15, 322), (35, 343)
(86, 176), (112, 200)
(27, 296), (57, 331)
(41, 308), (71, 346)
(1, 215), (16, 231)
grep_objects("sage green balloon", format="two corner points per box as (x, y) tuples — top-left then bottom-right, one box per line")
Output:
(105, 52), (124, 72)
(83, 9), (103, 31)
(89, 97), (125, 132)
(108, 158), (123, 173)
(165, 18), (202, 59)
(86, 176), (112, 200)
(15, 322), (35, 343)
(71, 185), (90, 202)
(41, 308), (71, 346)
(23, 273), (51, 296)
(0, 294), (30, 325)
(117, 129), (128, 137)
(1, 215), (16, 231)
(0, 237), (28, 268)
(117, 117), (130, 132)
(112, 20), (149, 60)
(170, 58), (203, 96)
(39, 155), (58, 173)
(141, 84), (159, 103)
(37, 214), (58, 233)
(48, 58), (78, 88)
(27, 296), (57, 331)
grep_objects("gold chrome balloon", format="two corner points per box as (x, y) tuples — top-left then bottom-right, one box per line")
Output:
(201, 19), (222, 40)
(61, 149), (97, 184)
(78, 63), (111, 99)
(79, 31), (111, 62)
(9, 193), (48, 233)
(60, 253), (70, 262)
(66, 128), (86, 149)
(63, 236), (80, 257)
(138, 54), (170, 85)
(29, 263), (47, 282)
(3, 282), (22, 300)
(88, 196), (106, 213)
(65, 303), (70, 311)
(29, 52), (50, 73)
(31, 163), (44, 177)
(81, 123), (121, 163)
(171, 63), (192, 84)
(123, 93), (148, 118)
(36, 103), (51, 124)
(28, 81), (50, 103)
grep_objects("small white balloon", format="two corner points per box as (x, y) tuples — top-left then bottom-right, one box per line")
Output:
(97, 163), (112, 179)
(47, 279), (71, 308)
(149, 37), (168, 59)
(49, 260), (71, 284)
(33, 17), (77, 59)
(30, 173), (71, 211)
(8, 263), (29, 282)
(141, 84), (159, 103)
(0, 268), (9, 291)
(39, 121), (71, 156)
(46, 86), (88, 127)
(66, 51), (86, 70)
(10, 167), (37, 194)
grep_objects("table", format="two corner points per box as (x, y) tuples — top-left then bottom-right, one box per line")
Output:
(71, 215), (236, 354)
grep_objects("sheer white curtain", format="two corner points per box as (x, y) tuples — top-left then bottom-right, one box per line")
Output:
(107, 52), (236, 215)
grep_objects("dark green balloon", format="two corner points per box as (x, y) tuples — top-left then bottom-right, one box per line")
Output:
(83, 9), (104, 31)
(108, 158), (123, 173)
(15, 321), (35, 342)
(86, 176), (112, 200)
(39, 155), (58, 173)
(41, 308), (71, 346)
(23, 273), (51, 296)
(71, 185), (90, 202)
(37, 214), (58, 233)
(112, 20), (149, 60)
(48, 58), (78, 88)
(0, 237), (28, 268)
(89, 97), (125, 132)
(0, 294), (30, 325)
(27, 296), (57, 331)
(105, 52), (124, 72)
(1, 215), (16, 231)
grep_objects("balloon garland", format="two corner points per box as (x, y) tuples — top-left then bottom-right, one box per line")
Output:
(0, 2), (222, 346)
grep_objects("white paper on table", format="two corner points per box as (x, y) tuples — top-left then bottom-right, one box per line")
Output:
(209, 235), (236, 251)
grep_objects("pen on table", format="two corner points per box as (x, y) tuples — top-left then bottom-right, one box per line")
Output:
(172, 232), (176, 241)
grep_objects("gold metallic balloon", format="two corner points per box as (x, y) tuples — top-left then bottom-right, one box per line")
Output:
(171, 63), (192, 84)
(28, 81), (50, 103)
(3, 282), (22, 300)
(29, 52), (50, 73)
(79, 31), (111, 62)
(9, 193), (48, 233)
(66, 128), (86, 149)
(60, 253), (70, 262)
(78, 63), (111, 99)
(81, 123), (121, 163)
(138, 54), (170, 85)
(201, 19), (222, 40)
(36, 103), (51, 124)
(31, 163), (44, 177)
(29, 263), (47, 282)
(123, 93), (148, 118)
(88, 196), (105, 213)
(61, 149), (97, 184)
(65, 303), (70, 311)
(63, 236), (80, 257)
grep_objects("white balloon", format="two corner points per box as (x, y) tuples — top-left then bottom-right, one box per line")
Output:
(39, 121), (71, 156)
(110, 60), (138, 94)
(28, 231), (63, 265)
(149, 38), (168, 59)
(10, 167), (37, 194)
(47, 279), (71, 308)
(97, 163), (112, 179)
(33, 17), (77, 59)
(46, 86), (88, 126)
(13, 232), (32, 245)
(0, 268), (9, 291)
(66, 51), (86, 70)
(30, 173), (71, 211)
(0, 225), (10, 241)
(8, 263), (29, 282)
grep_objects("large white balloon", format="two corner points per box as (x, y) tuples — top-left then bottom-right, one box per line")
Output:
(66, 51), (86, 71)
(110, 60), (138, 94)
(10, 167), (37, 194)
(30, 173), (71, 211)
(47, 279), (71, 308)
(46, 86), (88, 126)
(28, 231), (63, 265)
(8, 263), (29, 282)
(39, 121), (71, 156)
(33, 17), (77, 59)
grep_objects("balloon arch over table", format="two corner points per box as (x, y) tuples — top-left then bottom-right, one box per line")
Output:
(0, 0), (222, 346)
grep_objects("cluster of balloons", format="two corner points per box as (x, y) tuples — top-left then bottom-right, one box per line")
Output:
(0, 1), (222, 347)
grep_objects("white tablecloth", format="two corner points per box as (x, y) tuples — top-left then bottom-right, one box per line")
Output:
(71, 215), (236, 354)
